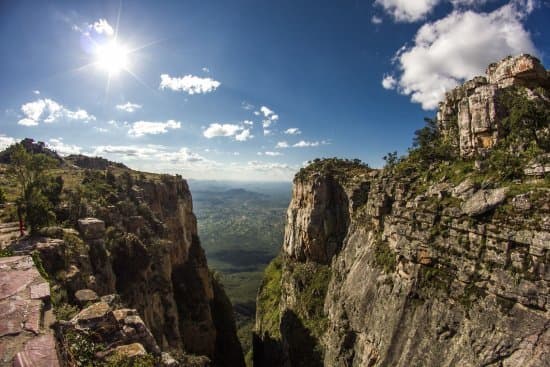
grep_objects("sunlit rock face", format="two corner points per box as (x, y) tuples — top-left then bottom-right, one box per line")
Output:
(437, 54), (549, 157)
(254, 55), (549, 367)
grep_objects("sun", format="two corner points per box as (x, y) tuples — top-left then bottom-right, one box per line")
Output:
(95, 41), (129, 75)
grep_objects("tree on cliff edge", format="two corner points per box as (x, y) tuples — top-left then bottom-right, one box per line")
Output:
(7, 144), (60, 233)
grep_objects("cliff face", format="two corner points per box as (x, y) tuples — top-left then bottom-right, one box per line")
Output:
(437, 54), (549, 157)
(5, 171), (244, 366)
(254, 55), (549, 367)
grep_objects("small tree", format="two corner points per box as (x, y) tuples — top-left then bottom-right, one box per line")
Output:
(7, 144), (59, 233)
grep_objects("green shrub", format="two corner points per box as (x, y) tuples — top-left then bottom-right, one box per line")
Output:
(373, 239), (397, 274)
(104, 353), (157, 367)
(256, 256), (283, 338)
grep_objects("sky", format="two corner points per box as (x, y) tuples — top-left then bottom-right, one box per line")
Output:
(0, 0), (548, 181)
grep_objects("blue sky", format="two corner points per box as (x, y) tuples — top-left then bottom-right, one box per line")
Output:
(0, 0), (548, 180)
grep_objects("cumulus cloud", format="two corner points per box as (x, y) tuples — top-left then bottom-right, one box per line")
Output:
(375, 0), (496, 22)
(284, 128), (301, 135)
(203, 123), (253, 141)
(235, 129), (253, 141)
(160, 74), (221, 94)
(387, 0), (538, 109)
(116, 102), (142, 112)
(203, 123), (242, 138)
(33, 90), (40, 95)
(18, 98), (95, 126)
(374, 0), (440, 22)
(258, 105), (279, 128)
(381, 75), (397, 89)
(293, 140), (320, 148)
(128, 120), (181, 137)
(264, 151), (282, 156)
(276, 141), (289, 149)
(243, 120), (254, 126)
(46, 138), (82, 156)
(0, 135), (16, 150)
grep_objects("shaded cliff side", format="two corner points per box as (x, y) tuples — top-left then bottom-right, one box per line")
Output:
(254, 54), (549, 367)
(0, 156), (245, 366)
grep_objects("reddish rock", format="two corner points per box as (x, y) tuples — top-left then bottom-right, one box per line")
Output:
(30, 283), (50, 300)
(12, 334), (60, 367)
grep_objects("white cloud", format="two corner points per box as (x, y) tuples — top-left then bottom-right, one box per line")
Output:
(235, 129), (253, 141)
(388, 0), (538, 109)
(371, 15), (383, 24)
(382, 75), (397, 89)
(95, 127), (109, 133)
(247, 161), (291, 171)
(451, 0), (491, 6)
(203, 123), (253, 141)
(293, 140), (320, 148)
(276, 141), (289, 149)
(260, 106), (275, 117)
(203, 123), (242, 138)
(265, 151), (282, 156)
(159, 147), (205, 162)
(284, 128), (301, 135)
(18, 98), (95, 126)
(91, 18), (114, 36)
(93, 144), (165, 158)
(374, 0), (440, 22)
(128, 120), (181, 137)
(33, 90), (40, 95)
(160, 74), (221, 94)
(46, 138), (82, 156)
(243, 120), (254, 125)
(259, 105), (279, 128)
(116, 102), (142, 112)
(0, 135), (16, 150)
(263, 129), (272, 136)
(18, 118), (39, 126)
(202, 67), (210, 73)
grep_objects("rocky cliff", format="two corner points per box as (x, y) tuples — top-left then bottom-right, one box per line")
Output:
(1, 162), (244, 366)
(254, 55), (549, 367)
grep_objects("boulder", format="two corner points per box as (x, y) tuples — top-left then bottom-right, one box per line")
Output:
(161, 352), (179, 366)
(462, 187), (508, 216)
(77, 218), (105, 240)
(109, 342), (147, 358)
(71, 301), (117, 331)
(451, 178), (477, 200)
(74, 289), (99, 305)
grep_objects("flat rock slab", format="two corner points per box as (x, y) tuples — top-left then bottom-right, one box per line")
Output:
(12, 334), (59, 367)
(0, 256), (59, 367)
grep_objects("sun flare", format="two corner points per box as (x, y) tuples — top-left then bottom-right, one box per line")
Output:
(95, 41), (129, 74)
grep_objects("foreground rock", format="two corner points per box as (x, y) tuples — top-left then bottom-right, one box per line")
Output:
(0, 256), (60, 367)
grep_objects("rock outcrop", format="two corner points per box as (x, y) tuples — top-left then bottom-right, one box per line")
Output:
(437, 54), (549, 157)
(1, 171), (244, 366)
(254, 55), (549, 367)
